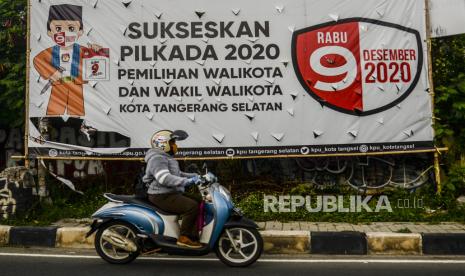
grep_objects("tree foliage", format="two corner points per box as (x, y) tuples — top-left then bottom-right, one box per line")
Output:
(0, 0), (26, 127)
(432, 35), (465, 164)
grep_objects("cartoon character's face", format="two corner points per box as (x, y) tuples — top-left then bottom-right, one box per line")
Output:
(47, 20), (83, 47)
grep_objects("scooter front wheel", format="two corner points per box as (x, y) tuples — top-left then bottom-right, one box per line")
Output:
(95, 220), (140, 264)
(215, 227), (263, 267)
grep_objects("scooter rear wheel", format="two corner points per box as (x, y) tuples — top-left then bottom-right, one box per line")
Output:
(95, 220), (140, 264)
(215, 227), (263, 267)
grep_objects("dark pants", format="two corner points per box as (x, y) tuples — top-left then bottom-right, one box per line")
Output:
(148, 193), (200, 240)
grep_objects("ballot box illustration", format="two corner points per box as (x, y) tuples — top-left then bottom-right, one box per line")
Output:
(82, 48), (110, 81)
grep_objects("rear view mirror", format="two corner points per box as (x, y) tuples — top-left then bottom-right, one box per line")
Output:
(202, 162), (208, 174)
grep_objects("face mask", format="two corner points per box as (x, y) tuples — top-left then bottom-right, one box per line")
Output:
(171, 143), (178, 154)
(53, 31), (77, 47)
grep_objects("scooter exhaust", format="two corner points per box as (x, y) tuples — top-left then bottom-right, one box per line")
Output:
(101, 229), (138, 252)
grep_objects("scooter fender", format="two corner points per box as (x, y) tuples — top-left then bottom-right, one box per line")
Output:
(208, 189), (232, 247)
(224, 216), (259, 229)
(86, 218), (112, 238)
(90, 203), (165, 236)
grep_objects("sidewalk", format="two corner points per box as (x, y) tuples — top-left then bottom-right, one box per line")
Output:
(259, 221), (465, 233)
(2, 220), (465, 255)
(51, 219), (465, 233)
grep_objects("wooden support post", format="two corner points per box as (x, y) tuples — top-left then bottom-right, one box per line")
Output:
(36, 158), (51, 203)
(24, 0), (31, 168)
(434, 152), (442, 194)
(424, 0), (443, 194)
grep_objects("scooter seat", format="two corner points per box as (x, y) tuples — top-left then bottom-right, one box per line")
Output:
(104, 193), (176, 216)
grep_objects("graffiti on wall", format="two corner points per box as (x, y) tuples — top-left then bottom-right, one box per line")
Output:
(1, 128), (105, 179)
(241, 154), (434, 191)
(294, 154), (434, 190)
(0, 167), (35, 219)
(0, 178), (17, 219)
(0, 128), (23, 169)
(47, 160), (104, 179)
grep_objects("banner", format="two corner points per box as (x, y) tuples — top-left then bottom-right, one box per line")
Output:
(28, 0), (434, 159)
(429, 0), (465, 38)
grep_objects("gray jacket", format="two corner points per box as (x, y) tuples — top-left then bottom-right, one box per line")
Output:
(143, 148), (197, 194)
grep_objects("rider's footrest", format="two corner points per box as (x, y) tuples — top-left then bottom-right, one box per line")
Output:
(149, 234), (209, 256)
(141, 248), (162, 255)
(150, 234), (177, 244)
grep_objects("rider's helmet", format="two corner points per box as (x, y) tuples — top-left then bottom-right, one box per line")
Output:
(150, 130), (188, 154)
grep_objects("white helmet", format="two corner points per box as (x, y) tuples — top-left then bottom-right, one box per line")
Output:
(150, 130), (188, 153)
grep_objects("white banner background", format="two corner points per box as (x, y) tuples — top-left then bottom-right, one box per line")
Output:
(28, 0), (434, 158)
(430, 0), (465, 38)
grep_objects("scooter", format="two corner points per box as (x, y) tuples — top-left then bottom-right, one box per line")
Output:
(86, 172), (263, 267)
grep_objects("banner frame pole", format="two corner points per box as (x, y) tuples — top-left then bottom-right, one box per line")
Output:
(424, 0), (442, 193)
(11, 147), (448, 162)
(24, 0), (31, 168)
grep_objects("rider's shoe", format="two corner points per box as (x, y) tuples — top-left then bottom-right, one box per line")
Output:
(176, 235), (202, 249)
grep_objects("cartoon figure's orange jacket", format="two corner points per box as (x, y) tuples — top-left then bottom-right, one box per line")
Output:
(33, 45), (89, 116)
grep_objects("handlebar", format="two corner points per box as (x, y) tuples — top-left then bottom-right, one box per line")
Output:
(197, 173), (217, 189)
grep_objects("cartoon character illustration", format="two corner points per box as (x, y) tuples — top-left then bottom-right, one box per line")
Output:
(30, 4), (131, 150)
(33, 4), (107, 136)
(34, 4), (108, 138)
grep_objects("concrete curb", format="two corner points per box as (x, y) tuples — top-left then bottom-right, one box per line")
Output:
(261, 230), (310, 254)
(1, 226), (465, 255)
(0, 225), (11, 246)
(9, 227), (57, 247)
(311, 231), (367, 255)
(366, 232), (422, 255)
(422, 233), (465, 255)
(56, 227), (94, 249)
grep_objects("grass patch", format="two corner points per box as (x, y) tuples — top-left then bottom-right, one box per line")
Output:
(2, 178), (108, 226)
(2, 168), (465, 226)
(235, 183), (465, 223)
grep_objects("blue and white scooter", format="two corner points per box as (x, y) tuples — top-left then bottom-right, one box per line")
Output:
(87, 171), (263, 267)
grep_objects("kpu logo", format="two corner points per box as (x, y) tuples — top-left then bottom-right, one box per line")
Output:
(292, 18), (423, 116)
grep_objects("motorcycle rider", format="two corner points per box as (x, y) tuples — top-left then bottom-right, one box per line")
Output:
(143, 130), (202, 249)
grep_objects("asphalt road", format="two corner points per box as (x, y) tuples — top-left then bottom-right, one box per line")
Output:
(1, 248), (465, 276)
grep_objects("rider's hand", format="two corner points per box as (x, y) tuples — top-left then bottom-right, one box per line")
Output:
(185, 175), (200, 188)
